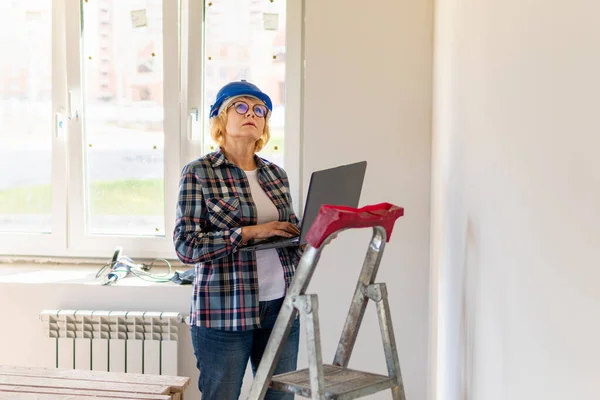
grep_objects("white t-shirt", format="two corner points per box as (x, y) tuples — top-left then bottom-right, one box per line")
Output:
(244, 169), (286, 301)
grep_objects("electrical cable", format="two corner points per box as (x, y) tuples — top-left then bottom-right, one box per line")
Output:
(96, 248), (176, 285)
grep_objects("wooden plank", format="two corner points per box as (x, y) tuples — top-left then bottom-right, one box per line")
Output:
(0, 385), (171, 399)
(273, 364), (339, 385)
(0, 375), (170, 395)
(0, 393), (163, 400)
(0, 365), (189, 392)
(270, 365), (394, 397)
(325, 373), (393, 395)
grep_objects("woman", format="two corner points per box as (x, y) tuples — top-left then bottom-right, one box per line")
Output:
(173, 80), (303, 400)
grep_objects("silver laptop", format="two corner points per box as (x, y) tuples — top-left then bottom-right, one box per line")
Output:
(239, 161), (367, 251)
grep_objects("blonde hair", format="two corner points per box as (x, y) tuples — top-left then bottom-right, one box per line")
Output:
(210, 96), (270, 153)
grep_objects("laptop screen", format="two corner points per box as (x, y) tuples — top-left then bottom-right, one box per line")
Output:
(298, 161), (367, 243)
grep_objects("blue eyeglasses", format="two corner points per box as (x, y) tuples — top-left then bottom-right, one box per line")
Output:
(228, 101), (268, 118)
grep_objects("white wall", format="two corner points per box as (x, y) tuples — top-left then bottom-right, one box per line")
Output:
(432, 0), (600, 399)
(301, 0), (433, 399)
(0, 0), (434, 399)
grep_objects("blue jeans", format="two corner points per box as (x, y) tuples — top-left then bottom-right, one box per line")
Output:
(191, 297), (300, 400)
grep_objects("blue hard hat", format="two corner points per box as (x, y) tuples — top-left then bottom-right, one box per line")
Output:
(209, 80), (273, 118)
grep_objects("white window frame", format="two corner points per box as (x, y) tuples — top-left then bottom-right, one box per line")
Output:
(0, 0), (69, 258)
(64, 0), (181, 260)
(0, 0), (303, 260)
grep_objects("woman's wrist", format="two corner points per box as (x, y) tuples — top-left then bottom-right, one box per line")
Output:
(241, 226), (255, 243)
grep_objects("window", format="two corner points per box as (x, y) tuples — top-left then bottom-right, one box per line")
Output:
(0, 0), (300, 259)
(82, 1), (165, 237)
(200, 0), (288, 167)
(0, 1), (53, 235)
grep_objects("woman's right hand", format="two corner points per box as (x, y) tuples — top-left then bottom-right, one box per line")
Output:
(241, 221), (300, 243)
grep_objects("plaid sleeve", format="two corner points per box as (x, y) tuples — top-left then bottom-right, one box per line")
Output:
(173, 165), (243, 264)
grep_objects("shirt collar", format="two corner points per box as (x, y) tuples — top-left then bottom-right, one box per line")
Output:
(209, 148), (272, 169)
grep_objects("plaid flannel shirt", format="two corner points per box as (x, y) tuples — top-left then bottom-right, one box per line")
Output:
(173, 150), (303, 331)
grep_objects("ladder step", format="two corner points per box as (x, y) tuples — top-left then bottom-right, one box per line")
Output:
(270, 364), (396, 399)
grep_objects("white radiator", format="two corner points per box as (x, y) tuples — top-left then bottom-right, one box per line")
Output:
(40, 310), (183, 376)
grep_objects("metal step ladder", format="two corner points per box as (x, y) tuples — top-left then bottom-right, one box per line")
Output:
(248, 203), (406, 400)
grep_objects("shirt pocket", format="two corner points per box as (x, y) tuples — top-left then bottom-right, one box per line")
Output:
(205, 196), (242, 229)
